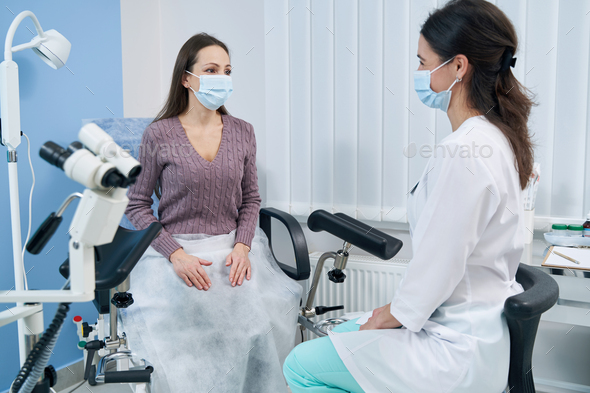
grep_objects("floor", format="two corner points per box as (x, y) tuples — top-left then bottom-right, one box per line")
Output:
(55, 380), (571, 393)
(57, 381), (294, 393)
(52, 345), (574, 393)
(57, 380), (132, 393)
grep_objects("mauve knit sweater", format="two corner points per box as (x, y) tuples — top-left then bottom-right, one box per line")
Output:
(124, 114), (262, 260)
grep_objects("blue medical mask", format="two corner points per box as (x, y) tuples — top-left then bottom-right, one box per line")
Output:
(185, 70), (233, 111)
(413, 57), (461, 112)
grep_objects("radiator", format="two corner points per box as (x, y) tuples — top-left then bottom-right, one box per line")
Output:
(302, 252), (410, 323)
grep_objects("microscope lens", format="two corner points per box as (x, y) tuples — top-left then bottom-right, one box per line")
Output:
(40, 141), (71, 170)
(67, 141), (84, 152)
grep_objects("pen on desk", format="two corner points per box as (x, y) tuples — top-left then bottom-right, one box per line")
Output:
(553, 250), (580, 265)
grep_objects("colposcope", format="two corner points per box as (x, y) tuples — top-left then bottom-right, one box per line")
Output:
(27, 123), (142, 255)
(1, 122), (160, 393)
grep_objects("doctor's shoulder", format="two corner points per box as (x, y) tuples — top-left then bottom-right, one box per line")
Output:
(440, 117), (512, 165)
(424, 121), (499, 182)
(440, 119), (520, 195)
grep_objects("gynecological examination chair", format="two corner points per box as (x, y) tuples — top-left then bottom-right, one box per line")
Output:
(55, 117), (405, 392)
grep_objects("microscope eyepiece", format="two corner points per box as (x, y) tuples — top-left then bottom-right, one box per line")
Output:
(40, 141), (71, 170)
(127, 165), (142, 180)
(40, 125), (142, 190)
(102, 168), (124, 188)
(67, 141), (84, 152)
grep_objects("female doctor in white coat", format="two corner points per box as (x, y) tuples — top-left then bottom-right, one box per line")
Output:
(283, 0), (535, 392)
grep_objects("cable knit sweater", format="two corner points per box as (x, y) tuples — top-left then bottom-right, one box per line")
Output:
(125, 114), (261, 260)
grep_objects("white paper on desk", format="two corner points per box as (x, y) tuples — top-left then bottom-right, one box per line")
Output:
(542, 246), (590, 270)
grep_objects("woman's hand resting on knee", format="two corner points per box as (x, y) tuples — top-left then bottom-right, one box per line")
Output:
(169, 248), (213, 290)
(226, 243), (251, 287)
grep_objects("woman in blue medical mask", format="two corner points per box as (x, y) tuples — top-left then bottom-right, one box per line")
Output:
(123, 33), (302, 392)
(284, 0), (534, 392)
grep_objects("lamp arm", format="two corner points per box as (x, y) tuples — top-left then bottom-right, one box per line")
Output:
(11, 39), (44, 54)
(4, 10), (46, 61)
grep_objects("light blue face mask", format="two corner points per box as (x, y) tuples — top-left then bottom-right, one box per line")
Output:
(185, 70), (233, 111)
(413, 57), (461, 112)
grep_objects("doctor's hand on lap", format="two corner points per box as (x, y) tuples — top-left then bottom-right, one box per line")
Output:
(169, 248), (213, 290)
(359, 303), (402, 331)
(226, 243), (252, 287)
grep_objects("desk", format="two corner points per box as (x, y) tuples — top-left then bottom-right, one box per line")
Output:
(528, 264), (590, 391)
(537, 266), (590, 328)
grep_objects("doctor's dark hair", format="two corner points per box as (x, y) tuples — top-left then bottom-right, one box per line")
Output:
(421, 0), (535, 190)
(153, 33), (230, 123)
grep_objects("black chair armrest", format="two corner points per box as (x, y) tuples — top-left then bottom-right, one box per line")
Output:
(59, 222), (162, 290)
(259, 208), (310, 281)
(504, 263), (559, 392)
(504, 264), (559, 321)
(307, 210), (403, 260)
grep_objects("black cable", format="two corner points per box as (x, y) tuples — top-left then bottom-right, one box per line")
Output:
(11, 303), (70, 393)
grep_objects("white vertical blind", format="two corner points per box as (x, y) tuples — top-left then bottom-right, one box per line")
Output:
(382, 0), (410, 223)
(288, 0), (313, 215)
(357, 0), (383, 221)
(265, 1), (291, 212)
(310, 0), (335, 213)
(523, 0), (559, 218)
(550, 1), (590, 218)
(408, 0), (437, 193)
(264, 0), (590, 222)
(333, 0), (359, 217)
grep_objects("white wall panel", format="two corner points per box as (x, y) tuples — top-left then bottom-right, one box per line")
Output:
(265, 0), (291, 211)
(255, 0), (590, 223)
(551, 0), (590, 218)
(310, 0), (335, 213)
(357, 0), (384, 221)
(121, 0), (162, 118)
(333, 0), (359, 216)
(382, 0), (411, 223)
(524, 0), (559, 218)
(289, 0), (312, 215)
(122, 0), (590, 224)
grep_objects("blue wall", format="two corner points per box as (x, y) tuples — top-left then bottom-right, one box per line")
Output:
(0, 1), (123, 390)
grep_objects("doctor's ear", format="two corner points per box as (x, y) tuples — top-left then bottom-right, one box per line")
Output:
(453, 54), (470, 81)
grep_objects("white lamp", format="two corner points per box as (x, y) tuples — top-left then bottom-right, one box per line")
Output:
(2, 11), (71, 147)
(0, 10), (70, 366)
(30, 29), (71, 70)
(5, 13), (71, 68)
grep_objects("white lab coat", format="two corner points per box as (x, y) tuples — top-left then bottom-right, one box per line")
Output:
(329, 116), (525, 393)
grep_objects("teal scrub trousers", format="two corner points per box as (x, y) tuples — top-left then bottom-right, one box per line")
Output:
(283, 318), (365, 392)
